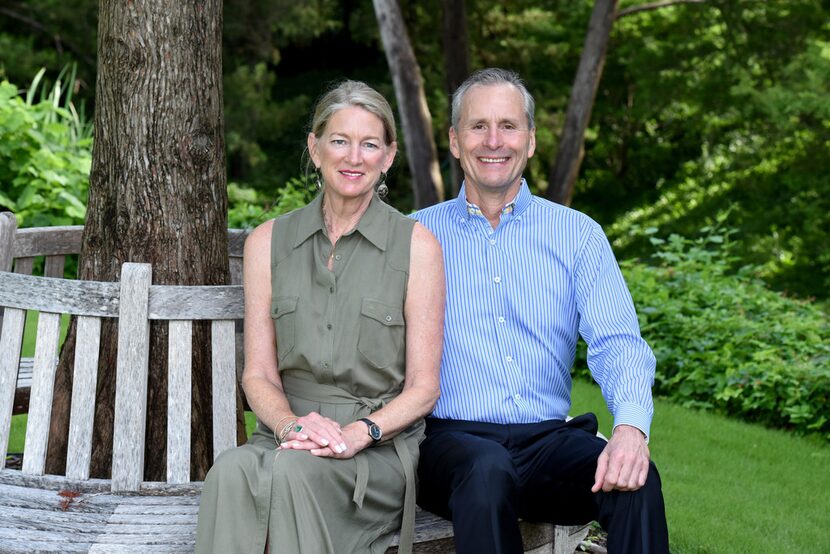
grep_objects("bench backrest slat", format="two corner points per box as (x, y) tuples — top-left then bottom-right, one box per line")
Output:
(44, 255), (67, 279)
(0, 272), (120, 317)
(111, 263), (152, 492)
(167, 320), (193, 484)
(65, 315), (102, 480)
(22, 312), (61, 475)
(0, 307), (26, 470)
(13, 257), (33, 275)
(211, 320), (238, 459)
(149, 286), (245, 320)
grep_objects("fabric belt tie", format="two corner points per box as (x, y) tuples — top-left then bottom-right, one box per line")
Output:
(281, 373), (418, 554)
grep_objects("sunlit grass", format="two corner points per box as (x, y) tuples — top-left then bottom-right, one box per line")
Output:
(571, 378), (830, 553)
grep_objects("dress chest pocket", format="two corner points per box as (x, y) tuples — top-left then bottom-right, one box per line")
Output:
(271, 296), (298, 363)
(357, 298), (405, 369)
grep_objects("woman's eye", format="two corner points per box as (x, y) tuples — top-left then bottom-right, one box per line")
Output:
(364, 142), (379, 150)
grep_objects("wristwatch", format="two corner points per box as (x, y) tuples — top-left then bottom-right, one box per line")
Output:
(358, 417), (383, 443)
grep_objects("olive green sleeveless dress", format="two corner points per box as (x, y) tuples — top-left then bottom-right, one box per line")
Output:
(195, 193), (423, 554)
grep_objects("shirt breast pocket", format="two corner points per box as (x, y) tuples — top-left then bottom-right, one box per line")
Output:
(270, 296), (298, 364)
(357, 298), (405, 369)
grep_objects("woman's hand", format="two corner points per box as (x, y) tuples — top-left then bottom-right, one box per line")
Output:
(280, 421), (372, 459)
(278, 411), (347, 454)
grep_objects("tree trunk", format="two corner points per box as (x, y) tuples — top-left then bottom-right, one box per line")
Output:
(547, 0), (618, 206)
(441, 0), (470, 195)
(373, 0), (444, 208)
(45, 0), (233, 481)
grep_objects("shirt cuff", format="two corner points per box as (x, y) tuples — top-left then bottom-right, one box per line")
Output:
(612, 402), (652, 443)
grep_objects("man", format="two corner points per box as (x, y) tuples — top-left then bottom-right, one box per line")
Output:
(412, 68), (669, 553)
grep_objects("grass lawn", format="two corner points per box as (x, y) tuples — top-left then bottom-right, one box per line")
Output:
(7, 378), (828, 552)
(570, 378), (830, 553)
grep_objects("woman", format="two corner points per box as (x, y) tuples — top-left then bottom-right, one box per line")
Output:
(195, 80), (445, 554)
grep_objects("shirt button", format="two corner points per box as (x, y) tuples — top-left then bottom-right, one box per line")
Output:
(334, 254), (342, 261)
(322, 362), (329, 368)
(515, 393), (522, 400)
(498, 316), (505, 323)
(329, 287), (334, 293)
(490, 239), (496, 245)
(505, 355), (513, 363)
(327, 323), (332, 330)
(385, 315), (392, 322)
(493, 276), (501, 284)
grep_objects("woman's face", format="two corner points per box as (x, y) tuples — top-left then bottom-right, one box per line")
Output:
(308, 106), (397, 202)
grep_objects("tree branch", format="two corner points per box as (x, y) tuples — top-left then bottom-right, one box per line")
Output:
(0, 6), (95, 67)
(617, 0), (708, 19)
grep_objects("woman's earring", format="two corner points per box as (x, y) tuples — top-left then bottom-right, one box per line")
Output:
(315, 168), (323, 191)
(376, 172), (389, 199)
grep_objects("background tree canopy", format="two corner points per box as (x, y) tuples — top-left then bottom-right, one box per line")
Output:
(1, 0), (829, 302)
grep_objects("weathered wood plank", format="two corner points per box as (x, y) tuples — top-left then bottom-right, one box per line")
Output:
(0, 211), (16, 272)
(0, 308), (26, 470)
(167, 320), (192, 484)
(148, 285), (244, 320)
(0, 504), (113, 525)
(11, 225), (83, 258)
(66, 316), (102, 480)
(0, 271), (120, 317)
(12, 256), (33, 275)
(15, 357), (32, 387)
(89, 545), (193, 553)
(111, 263), (152, 492)
(211, 319), (237, 459)
(22, 311), (61, 475)
(229, 256), (243, 285)
(44, 255), (66, 279)
(227, 228), (248, 258)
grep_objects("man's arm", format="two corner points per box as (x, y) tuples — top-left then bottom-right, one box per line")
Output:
(574, 223), (656, 492)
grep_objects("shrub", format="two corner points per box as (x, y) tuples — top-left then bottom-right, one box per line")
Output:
(227, 178), (314, 229)
(576, 222), (830, 441)
(0, 68), (92, 227)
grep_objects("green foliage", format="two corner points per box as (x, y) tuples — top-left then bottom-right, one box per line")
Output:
(0, 69), (91, 227)
(227, 178), (314, 229)
(577, 221), (830, 441)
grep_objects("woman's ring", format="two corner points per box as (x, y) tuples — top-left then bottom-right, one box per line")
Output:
(294, 424), (303, 433)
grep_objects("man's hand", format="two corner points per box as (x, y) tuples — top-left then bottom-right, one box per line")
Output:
(591, 424), (650, 493)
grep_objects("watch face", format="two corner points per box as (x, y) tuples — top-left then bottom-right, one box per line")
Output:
(368, 424), (382, 441)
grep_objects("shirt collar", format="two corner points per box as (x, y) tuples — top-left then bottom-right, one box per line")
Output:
(454, 178), (533, 220)
(293, 192), (387, 251)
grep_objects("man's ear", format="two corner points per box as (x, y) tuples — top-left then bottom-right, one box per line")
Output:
(527, 127), (536, 159)
(449, 127), (461, 160)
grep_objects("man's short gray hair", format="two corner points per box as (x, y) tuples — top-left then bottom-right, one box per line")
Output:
(450, 68), (535, 130)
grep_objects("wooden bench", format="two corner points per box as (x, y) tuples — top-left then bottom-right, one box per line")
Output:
(0, 214), (590, 553)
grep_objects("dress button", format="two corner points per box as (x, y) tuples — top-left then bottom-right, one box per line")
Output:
(498, 316), (505, 323)
(494, 276), (501, 284)
(490, 239), (496, 245)
(515, 393), (522, 400)
(505, 355), (513, 363)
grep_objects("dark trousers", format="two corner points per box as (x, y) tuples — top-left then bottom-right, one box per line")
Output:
(416, 415), (669, 554)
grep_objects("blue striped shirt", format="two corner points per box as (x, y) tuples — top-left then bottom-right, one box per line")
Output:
(412, 181), (656, 437)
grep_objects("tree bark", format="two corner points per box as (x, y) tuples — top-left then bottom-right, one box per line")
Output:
(45, 0), (233, 481)
(373, 0), (444, 208)
(547, 0), (618, 206)
(441, 0), (470, 195)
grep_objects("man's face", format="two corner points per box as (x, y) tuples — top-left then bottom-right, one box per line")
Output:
(450, 83), (536, 198)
